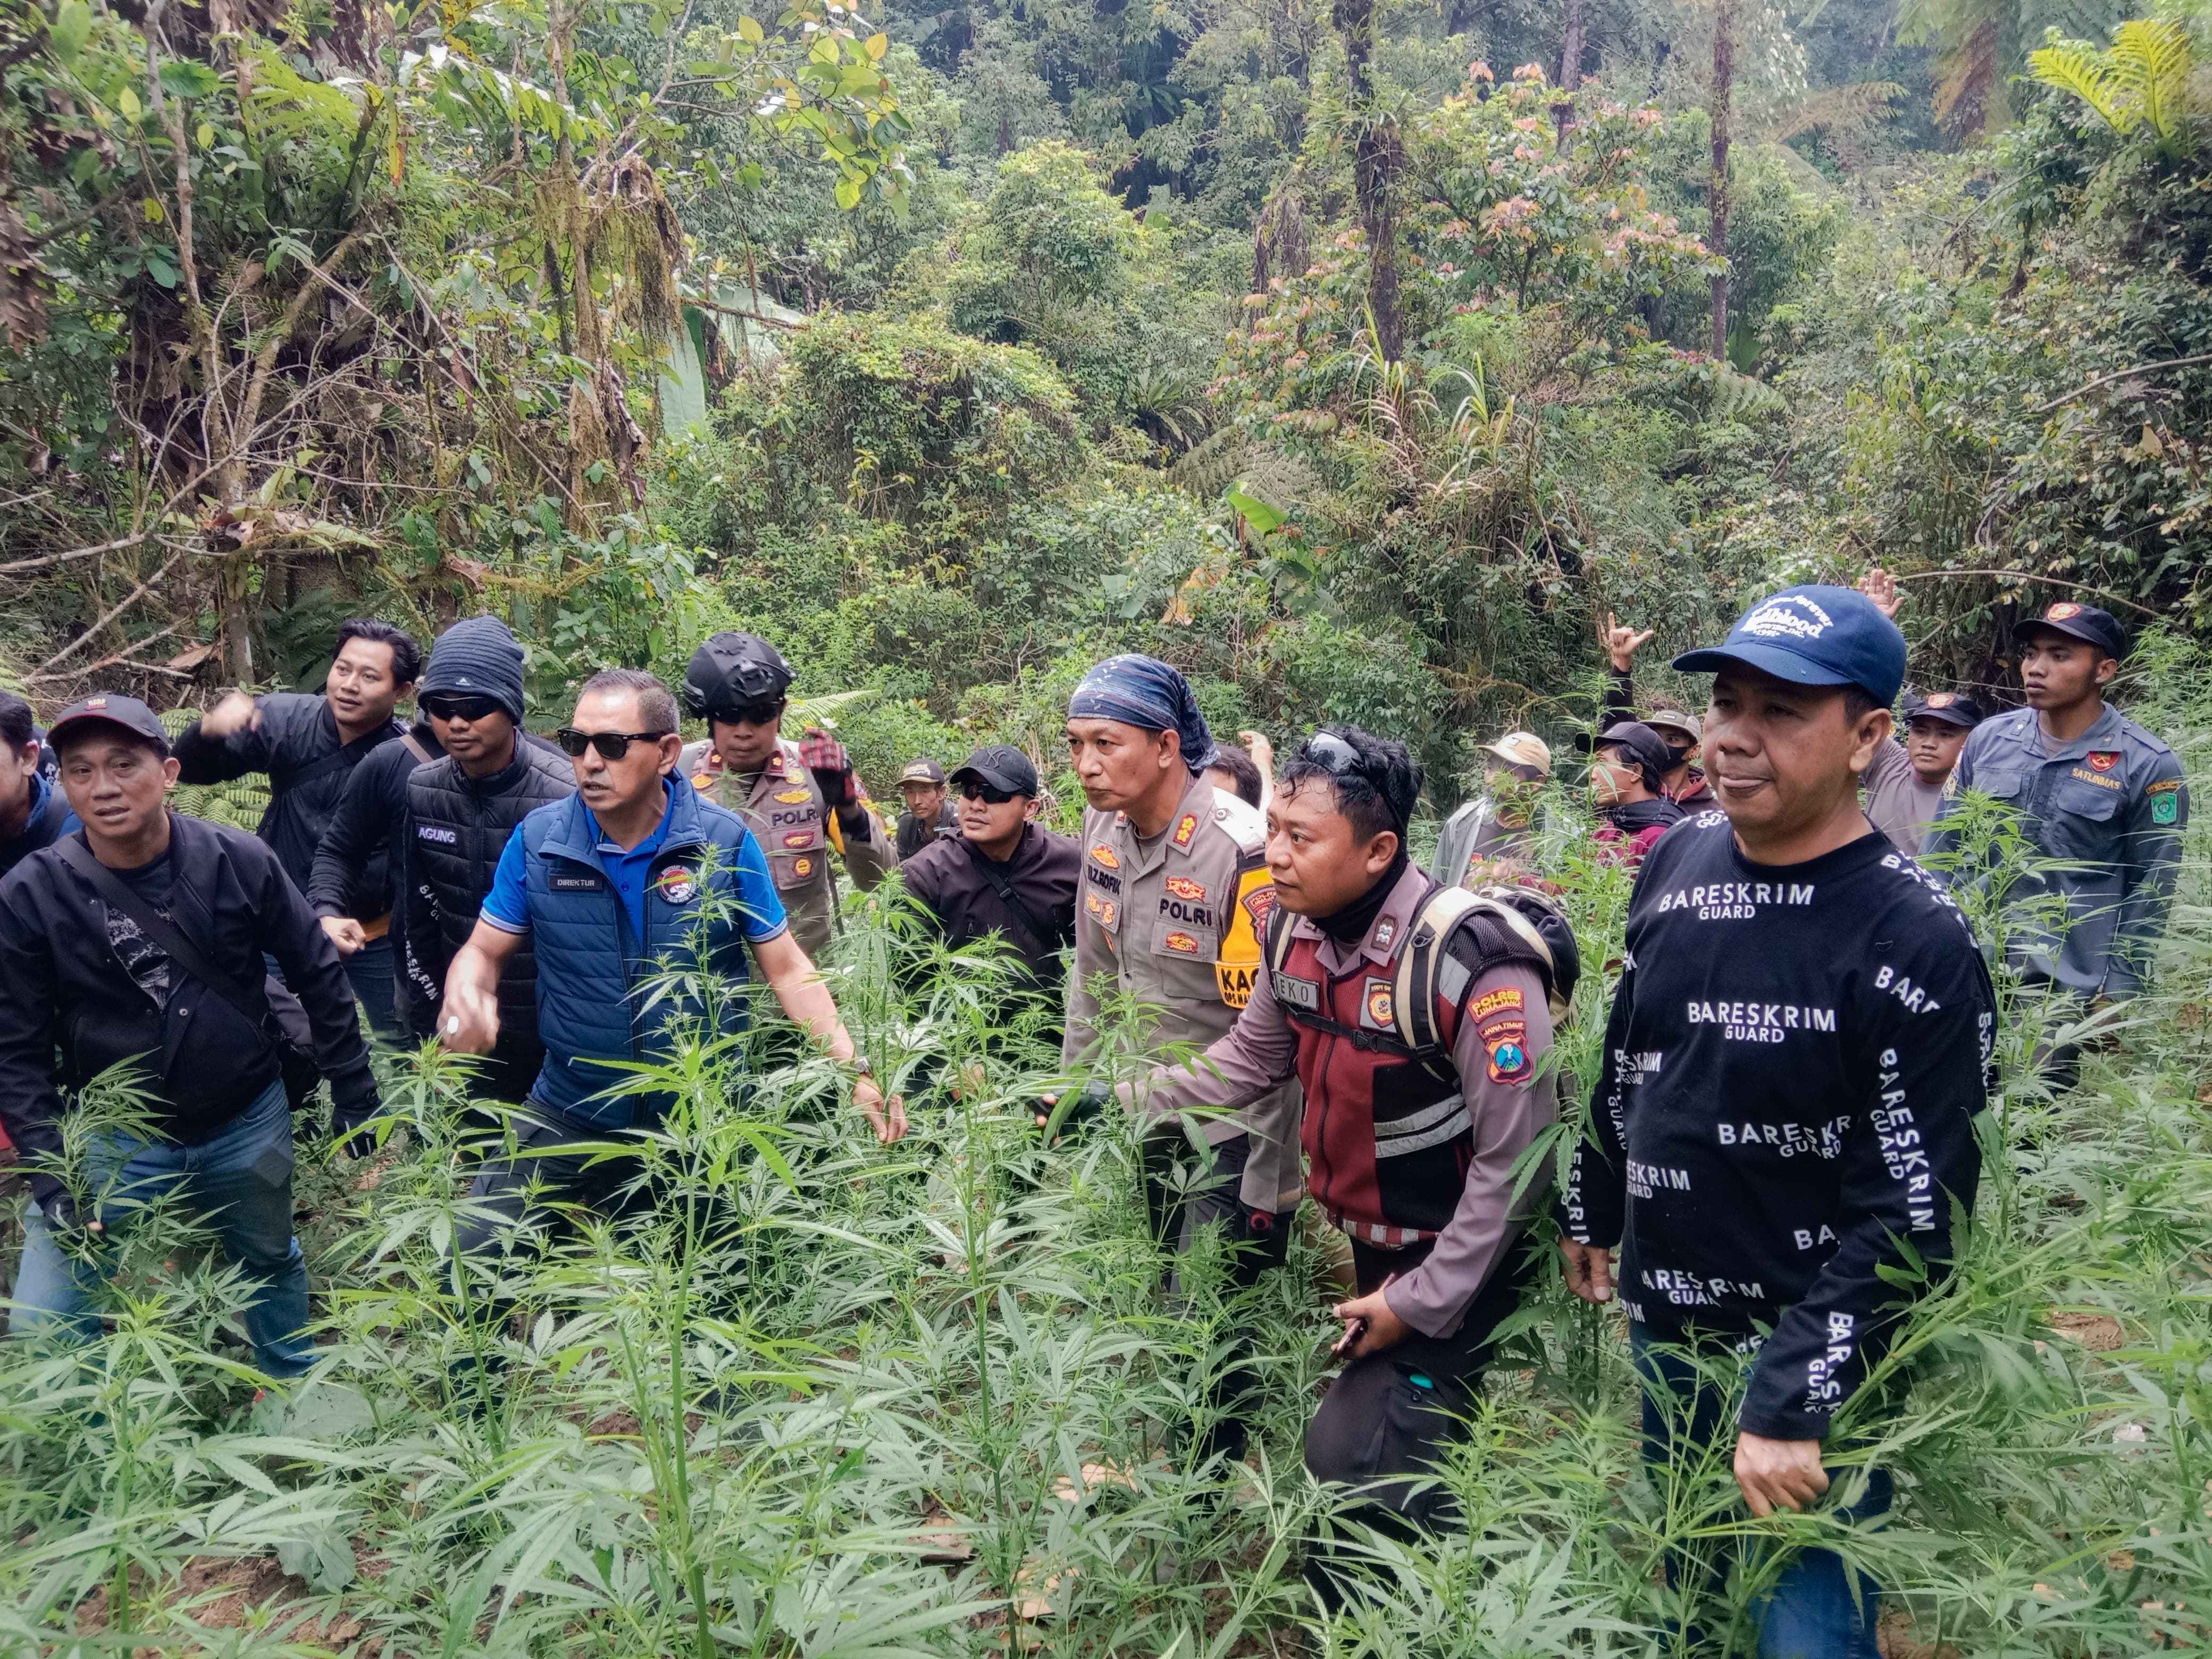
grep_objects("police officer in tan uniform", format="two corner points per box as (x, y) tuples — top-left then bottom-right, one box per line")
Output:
(678, 633), (898, 960)
(1059, 655), (1300, 1460)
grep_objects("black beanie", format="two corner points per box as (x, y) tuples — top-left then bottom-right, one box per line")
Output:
(421, 615), (526, 724)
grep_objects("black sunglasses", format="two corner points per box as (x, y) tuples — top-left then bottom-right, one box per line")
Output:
(957, 778), (1020, 804)
(555, 727), (670, 760)
(714, 701), (784, 728)
(421, 693), (504, 722)
(1302, 731), (1369, 779)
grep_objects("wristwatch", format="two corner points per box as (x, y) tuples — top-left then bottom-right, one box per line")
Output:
(847, 1054), (874, 1079)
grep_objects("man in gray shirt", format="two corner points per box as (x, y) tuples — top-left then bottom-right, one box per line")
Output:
(1862, 692), (1982, 855)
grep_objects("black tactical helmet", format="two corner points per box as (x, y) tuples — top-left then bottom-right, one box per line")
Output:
(683, 632), (794, 718)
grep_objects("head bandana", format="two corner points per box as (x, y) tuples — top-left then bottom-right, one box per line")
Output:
(1068, 655), (1217, 775)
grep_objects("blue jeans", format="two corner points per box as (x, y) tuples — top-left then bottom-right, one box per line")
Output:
(344, 933), (399, 1038)
(11, 1079), (314, 1378)
(1632, 1325), (1889, 1659)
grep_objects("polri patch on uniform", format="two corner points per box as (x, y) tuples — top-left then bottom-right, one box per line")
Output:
(1171, 813), (1199, 849)
(1164, 875), (1208, 903)
(1482, 1017), (1532, 1083)
(775, 788), (811, 803)
(657, 865), (699, 904)
(1361, 979), (1394, 1030)
(1468, 985), (1524, 1021)
(783, 830), (816, 849)
(792, 856), (814, 877)
(1163, 930), (1200, 954)
(1090, 843), (1120, 869)
(2088, 751), (2120, 773)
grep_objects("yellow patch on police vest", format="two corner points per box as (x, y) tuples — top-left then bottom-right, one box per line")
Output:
(1216, 865), (1272, 1009)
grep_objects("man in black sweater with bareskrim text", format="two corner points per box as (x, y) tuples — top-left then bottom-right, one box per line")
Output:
(1560, 584), (1995, 1659)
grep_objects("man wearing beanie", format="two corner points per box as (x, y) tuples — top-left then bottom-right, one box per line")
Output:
(399, 617), (574, 1100)
(174, 617), (421, 1023)
(1059, 652), (1301, 1463)
(1561, 586), (1996, 1655)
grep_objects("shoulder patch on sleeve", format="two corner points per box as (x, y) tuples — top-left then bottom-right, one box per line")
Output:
(1482, 1018), (1533, 1083)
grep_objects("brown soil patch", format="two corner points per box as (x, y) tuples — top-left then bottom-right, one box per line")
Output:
(2048, 1310), (2128, 1351)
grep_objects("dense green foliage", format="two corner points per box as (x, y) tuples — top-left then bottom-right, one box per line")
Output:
(12, 0), (2212, 1646)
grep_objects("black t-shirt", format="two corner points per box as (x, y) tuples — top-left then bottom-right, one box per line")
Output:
(1561, 809), (1995, 1440)
(107, 847), (179, 1009)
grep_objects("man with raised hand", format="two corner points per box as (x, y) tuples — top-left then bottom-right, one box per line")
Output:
(1560, 585), (1995, 1656)
(1923, 599), (2187, 1012)
(1599, 614), (1715, 807)
(1060, 653), (1299, 1461)
(679, 632), (899, 961)
(0, 695), (380, 1378)
(439, 669), (902, 1254)
(1129, 725), (1570, 1539)
(173, 618), (421, 1020)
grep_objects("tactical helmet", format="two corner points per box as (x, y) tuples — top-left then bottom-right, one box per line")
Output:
(683, 632), (793, 719)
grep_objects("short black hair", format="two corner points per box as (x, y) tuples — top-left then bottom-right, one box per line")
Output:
(336, 618), (423, 685)
(1280, 725), (1422, 844)
(581, 668), (680, 736)
(1841, 685), (1882, 725)
(0, 690), (32, 752)
(1207, 742), (1264, 808)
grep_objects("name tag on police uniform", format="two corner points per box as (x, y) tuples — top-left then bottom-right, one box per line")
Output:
(551, 872), (606, 893)
(1271, 969), (1320, 1011)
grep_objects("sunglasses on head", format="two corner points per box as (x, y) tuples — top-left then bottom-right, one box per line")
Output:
(554, 727), (669, 760)
(957, 778), (1020, 804)
(421, 693), (504, 722)
(1303, 731), (1369, 779)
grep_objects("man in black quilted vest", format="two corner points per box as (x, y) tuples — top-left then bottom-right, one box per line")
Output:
(400, 617), (574, 1101)
(1126, 725), (1563, 1540)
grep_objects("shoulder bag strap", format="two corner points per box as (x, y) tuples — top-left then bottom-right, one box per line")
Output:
(960, 837), (1067, 953)
(54, 834), (271, 1032)
(398, 731), (433, 765)
(276, 721), (399, 793)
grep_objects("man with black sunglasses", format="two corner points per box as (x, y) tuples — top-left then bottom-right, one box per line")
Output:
(1124, 725), (1571, 1555)
(899, 747), (1079, 1024)
(398, 617), (575, 1101)
(678, 632), (899, 961)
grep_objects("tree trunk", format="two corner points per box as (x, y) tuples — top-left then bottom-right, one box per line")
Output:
(1333, 0), (1401, 360)
(1554, 0), (1583, 140)
(1708, 0), (1733, 362)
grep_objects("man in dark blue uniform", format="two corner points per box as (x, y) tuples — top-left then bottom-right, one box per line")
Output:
(1924, 601), (2187, 1014)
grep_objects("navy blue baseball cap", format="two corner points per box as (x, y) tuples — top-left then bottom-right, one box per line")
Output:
(1673, 585), (1907, 706)
(2011, 600), (2129, 660)
(1902, 690), (1984, 729)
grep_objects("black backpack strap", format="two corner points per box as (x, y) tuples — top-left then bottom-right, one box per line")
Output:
(398, 730), (433, 765)
(55, 834), (271, 1032)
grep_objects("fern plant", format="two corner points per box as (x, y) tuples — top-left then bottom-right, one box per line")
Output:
(2030, 19), (2197, 159)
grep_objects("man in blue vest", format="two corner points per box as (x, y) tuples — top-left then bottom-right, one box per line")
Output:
(437, 668), (905, 1253)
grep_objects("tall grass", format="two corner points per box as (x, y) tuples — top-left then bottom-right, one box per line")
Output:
(4, 653), (2212, 1656)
